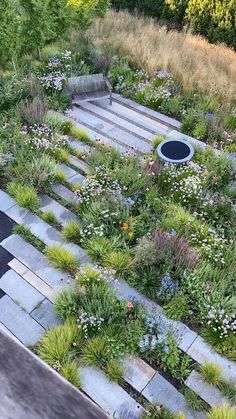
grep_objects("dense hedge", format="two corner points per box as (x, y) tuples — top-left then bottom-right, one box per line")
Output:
(0, 0), (109, 65)
(111, 0), (236, 49)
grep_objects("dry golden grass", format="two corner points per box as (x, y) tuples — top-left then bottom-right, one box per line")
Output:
(86, 10), (236, 104)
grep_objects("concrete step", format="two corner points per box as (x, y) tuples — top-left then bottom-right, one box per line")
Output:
(81, 366), (142, 417)
(58, 163), (85, 185)
(78, 101), (154, 141)
(185, 370), (231, 407)
(68, 107), (152, 153)
(40, 194), (79, 227)
(0, 295), (44, 346)
(69, 155), (89, 174)
(113, 93), (181, 129)
(0, 269), (45, 313)
(142, 371), (205, 418)
(90, 99), (169, 136)
(51, 183), (76, 203)
(1, 234), (72, 288)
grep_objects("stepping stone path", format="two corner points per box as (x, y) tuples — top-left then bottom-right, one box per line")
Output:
(186, 370), (231, 407)
(1, 95), (235, 417)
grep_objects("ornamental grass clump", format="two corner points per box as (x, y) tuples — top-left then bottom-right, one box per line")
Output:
(200, 363), (222, 386)
(7, 181), (40, 211)
(46, 245), (78, 275)
(62, 220), (81, 244)
(207, 404), (236, 419)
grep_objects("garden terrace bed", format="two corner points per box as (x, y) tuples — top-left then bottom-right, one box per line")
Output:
(0, 47), (236, 419)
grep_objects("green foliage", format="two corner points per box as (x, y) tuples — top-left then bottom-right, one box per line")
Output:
(38, 318), (83, 366)
(207, 404), (236, 419)
(70, 124), (91, 143)
(82, 335), (109, 367)
(164, 291), (191, 321)
(60, 360), (81, 389)
(0, 0), (22, 65)
(182, 387), (205, 411)
(55, 169), (67, 183)
(41, 210), (58, 226)
(85, 236), (117, 262)
(104, 250), (133, 277)
(142, 404), (181, 418)
(62, 220), (81, 244)
(7, 181), (40, 211)
(11, 154), (57, 191)
(46, 245), (78, 275)
(200, 362), (222, 386)
(106, 358), (124, 383)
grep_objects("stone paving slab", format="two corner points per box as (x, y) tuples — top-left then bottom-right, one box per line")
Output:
(123, 356), (155, 393)
(0, 321), (18, 341)
(67, 172), (85, 186)
(187, 336), (236, 385)
(6, 204), (64, 247)
(93, 99), (169, 135)
(80, 101), (154, 141)
(40, 194), (79, 227)
(1, 235), (71, 287)
(185, 370), (231, 407)
(68, 138), (92, 155)
(8, 259), (58, 303)
(52, 183), (76, 203)
(31, 299), (61, 329)
(81, 366), (142, 417)
(58, 163), (79, 180)
(0, 295), (44, 345)
(113, 94), (181, 129)
(69, 124), (132, 154)
(69, 108), (152, 153)
(0, 269), (44, 313)
(0, 190), (16, 212)
(142, 372), (205, 418)
(69, 155), (89, 174)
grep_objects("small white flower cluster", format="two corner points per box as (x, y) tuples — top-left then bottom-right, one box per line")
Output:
(162, 162), (204, 204)
(80, 223), (104, 241)
(76, 267), (103, 284)
(190, 224), (226, 264)
(139, 312), (178, 353)
(231, 107), (236, 118)
(77, 312), (104, 339)
(24, 124), (68, 152)
(47, 51), (72, 72)
(38, 71), (66, 92)
(95, 265), (117, 282)
(75, 165), (122, 205)
(205, 305), (236, 338)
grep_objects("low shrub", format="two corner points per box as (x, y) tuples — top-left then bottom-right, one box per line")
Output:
(45, 245), (78, 275)
(37, 319), (83, 367)
(70, 124), (91, 143)
(207, 404), (236, 419)
(104, 250), (133, 277)
(106, 358), (124, 383)
(60, 360), (81, 389)
(200, 363), (222, 386)
(62, 220), (81, 244)
(182, 387), (205, 411)
(7, 181), (40, 211)
(41, 211), (58, 226)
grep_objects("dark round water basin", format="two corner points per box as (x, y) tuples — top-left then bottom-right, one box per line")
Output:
(157, 139), (194, 164)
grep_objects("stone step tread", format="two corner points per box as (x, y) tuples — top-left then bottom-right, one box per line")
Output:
(91, 98), (169, 135)
(40, 194), (79, 227)
(51, 183), (76, 203)
(187, 336), (236, 385)
(31, 299), (61, 329)
(0, 190), (16, 212)
(0, 269), (45, 313)
(69, 125), (132, 154)
(185, 370), (231, 407)
(123, 356), (156, 393)
(79, 101), (154, 140)
(58, 163), (85, 186)
(81, 366), (142, 417)
(142, 372), (205, 419)
(1, 235), (72, 288)
(8, 258), (60, 302)
(69, 155), (89, 174)
(69, 107), (152, 153)
(113, 93), (181, 129)
(0, 295), (45, 346)
(68, 139), (92, 155)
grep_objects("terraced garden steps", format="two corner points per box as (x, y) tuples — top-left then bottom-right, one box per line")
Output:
(40, 194), (79, 227)
(186, 370), (231, 408)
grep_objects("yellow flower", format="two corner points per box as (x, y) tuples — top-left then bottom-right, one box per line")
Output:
(128, 232), (134, 238)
